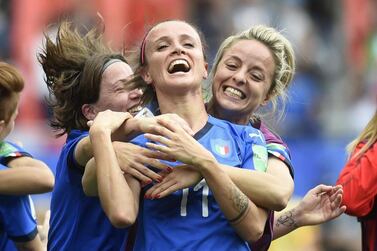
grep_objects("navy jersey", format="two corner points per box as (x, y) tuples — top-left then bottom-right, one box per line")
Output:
(48, 130), (128, 251)
(0, 164), (38, 251)
(133, 115), (267, 251)
(0, 141), (32, 165)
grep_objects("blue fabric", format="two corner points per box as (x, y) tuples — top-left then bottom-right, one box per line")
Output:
(0, 141), (32, 165)
(0, 164), (38, 251)
(48, 130), (128, 251)
(133, 115), (267, 251)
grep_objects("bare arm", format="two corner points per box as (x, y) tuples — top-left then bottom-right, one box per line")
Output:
(0, 157), (54, 195)
(146, 157), (293, 212)
(221, 157), (294, 211)
(89, 111), (140, 228)
(273, 184), (346, 239)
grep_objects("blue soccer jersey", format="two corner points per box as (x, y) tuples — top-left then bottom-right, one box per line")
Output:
(132, 115), (267, 251)
(0, 164), (38, 251)
(0, 141), (32, 165)
(48, 130), (129, 251)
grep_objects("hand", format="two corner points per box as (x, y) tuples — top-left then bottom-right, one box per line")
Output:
(145, 165), (202, 199)
(88, 110), (132, 134)
(113, 141), (174, 185)
(144, 117), (216, 168)
(294, 184), (346, 227)
(137, 113), (194, 136)
(37, 210), (50, 250)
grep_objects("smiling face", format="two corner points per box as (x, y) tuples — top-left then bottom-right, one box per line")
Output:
(142, 21), (208, 95)
(212, 39), (276, 124)
(90, 61), (142, 118)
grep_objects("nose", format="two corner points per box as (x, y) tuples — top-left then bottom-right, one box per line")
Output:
(129, 88), (143, 100)
(172, 42), (185, 55)
(232, 70), (246, 85)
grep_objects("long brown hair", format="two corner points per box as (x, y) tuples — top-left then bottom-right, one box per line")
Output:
(347, 111), (377, 160)
(38, 21), (127, 136)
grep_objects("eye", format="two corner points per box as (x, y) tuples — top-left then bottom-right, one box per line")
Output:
(157, 44), (168, 51)
(250, 72), (263, 82)
(183, 42), (194, 48)
(225, 63), (237, 70)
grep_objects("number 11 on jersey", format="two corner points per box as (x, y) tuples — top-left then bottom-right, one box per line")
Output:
(180, 179), (209, 217)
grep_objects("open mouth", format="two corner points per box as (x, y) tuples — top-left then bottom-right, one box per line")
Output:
(128, 105), (143, 116)
(167, 59), (190, 74)
(223, 86), (246, 99)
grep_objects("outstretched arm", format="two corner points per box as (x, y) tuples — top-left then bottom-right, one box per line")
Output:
(0, 157), (54, 195)
(273, 184), (346, 239)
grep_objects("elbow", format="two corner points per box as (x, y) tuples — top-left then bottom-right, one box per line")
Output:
(246, 223), (265, 243)
(108, 209), (136, 228)
(37, 167), (55, 192)
(270, 187), (292, 211)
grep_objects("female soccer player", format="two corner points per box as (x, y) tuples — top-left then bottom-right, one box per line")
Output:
(88, 19), (272, 251)
(39, 21), (143, 250)
(0, 62), (53, 251)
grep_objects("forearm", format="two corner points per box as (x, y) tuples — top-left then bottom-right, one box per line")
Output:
(3, 158), (54, 195)
(221, 158), (293, 211)
(74, 136), (94, 167)
(273, 208), (300, 240)
(90, 129), (137, 227)
(200, 160), (268, 242)
(82, 158), (99, 196)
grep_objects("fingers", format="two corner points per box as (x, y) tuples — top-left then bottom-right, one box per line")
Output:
(145, 178), (177, 199)
(146, 142), (170, 153)
(87, 120), (93, 127)
(309, 184), (333, 196)
(145, 133), (171, 147)
(123, 163), (158, 184)
(157, 115), (194, 135)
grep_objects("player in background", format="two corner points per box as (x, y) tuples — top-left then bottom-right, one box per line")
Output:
(0, 63), (54, 195)
(0, 62), (53, 251)
(337, 111), (377, 251)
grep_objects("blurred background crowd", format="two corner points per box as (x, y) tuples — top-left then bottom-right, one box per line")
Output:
(1, 0), (376, 250)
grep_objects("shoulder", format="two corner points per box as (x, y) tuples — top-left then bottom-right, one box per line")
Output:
(0, 141), (32, 165)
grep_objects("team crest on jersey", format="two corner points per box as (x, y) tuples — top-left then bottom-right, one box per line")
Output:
(211, 138), (231, 158)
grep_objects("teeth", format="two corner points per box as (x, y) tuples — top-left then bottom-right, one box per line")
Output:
(224, 87), (244, 99)
(128, 106), (142, 114)
(168, 59), (189, 72)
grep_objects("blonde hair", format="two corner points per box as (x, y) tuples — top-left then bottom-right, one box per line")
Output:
(347, 111), (377, 160)
(208, 25), (296, 120)
(0, 62), (24, 122)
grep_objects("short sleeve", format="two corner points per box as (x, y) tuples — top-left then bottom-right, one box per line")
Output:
(0, 195), (38, 242)
(242, 128), (268, 172)
(0, 142), (33, 166)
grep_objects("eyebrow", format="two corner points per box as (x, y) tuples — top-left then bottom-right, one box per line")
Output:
(152, 34), (196, 45)
(225, 55), (268, 72)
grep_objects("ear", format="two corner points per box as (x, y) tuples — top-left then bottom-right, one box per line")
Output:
(202, 62), (209, 80)
(141, 67), (153, 85)
(81, 104), (96, 121)
(261, 94), (271, 106)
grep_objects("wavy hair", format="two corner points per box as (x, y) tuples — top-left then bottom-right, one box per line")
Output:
(207, 25), (296, 122)
(347, 111), (377, 160)
(38, 21), (127, 136)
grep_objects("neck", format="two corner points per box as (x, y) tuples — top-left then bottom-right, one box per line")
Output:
(156, 89), (208, 133)
(208, 100), (249, 125)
